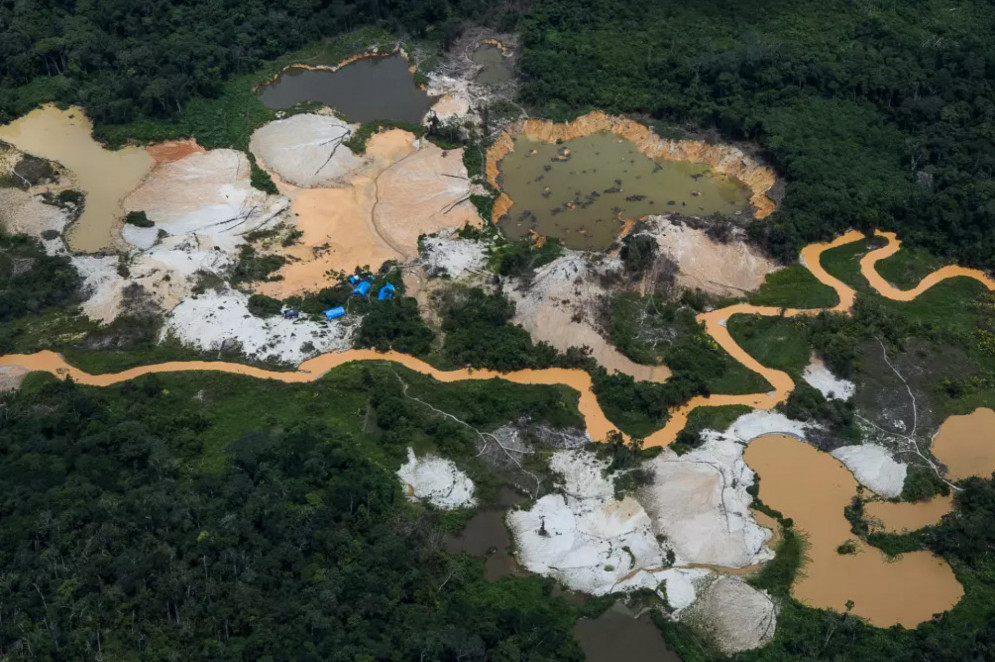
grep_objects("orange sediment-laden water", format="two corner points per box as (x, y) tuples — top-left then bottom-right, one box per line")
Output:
(2, 228), (992, 449)
(930, 407), (995, 480)
(745, 434), (963, 627)
(3, 227), (993, 627)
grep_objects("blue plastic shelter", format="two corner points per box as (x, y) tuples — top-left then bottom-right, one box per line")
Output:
(352, 280), (372, 296)
(377, 283), (396, 300)
(324, 306), (345, 320)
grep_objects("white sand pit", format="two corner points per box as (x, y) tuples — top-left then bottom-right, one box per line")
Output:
(163, 289), (358, 364)
(0, 188), (73, 255)
(507, 450), (671, 595)
(803, 357), (855, 401)
(396, 447), (475, 510)
(644, 217), (778, 296)
(831, 444), (907, 499)
(420, 234), (487, 278)
(638, 436), (775, 568)
(249, 113), (362, 188)
(727, 410), (818, 442)
(680, 576), (777, 654)
(504, 254), (671, 382)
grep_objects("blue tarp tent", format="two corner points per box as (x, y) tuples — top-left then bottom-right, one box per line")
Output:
(377, 283), (396, 300)
(348, 275), (360, 285)
(352, 280), (372, 296)
(324, 306), (345, 320)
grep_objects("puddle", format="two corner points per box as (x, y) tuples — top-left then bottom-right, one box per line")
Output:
(931, 408), (995, 480)
(472, 44), (513, 86)
(572, 602), (682, 662)
(496, 133), (751, 250)
(257, 55), (433, 123)
(444, 486), (525, 581)
(0, 105), (152, 253)
(744, 434), (962, 627)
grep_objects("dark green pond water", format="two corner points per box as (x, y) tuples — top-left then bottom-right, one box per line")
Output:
(257, 55), (432, 124)
(573, 604), (683, 661)
(472, 45), (513, 86)
(444, 487), (525, 582)
(497, 133), (751, 250)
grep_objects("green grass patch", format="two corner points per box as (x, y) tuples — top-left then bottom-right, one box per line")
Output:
(749, 527), (807, 597)
(875, 245), (949, 290)
(750, 263), (838, 310)
(727, 314), (811, 378)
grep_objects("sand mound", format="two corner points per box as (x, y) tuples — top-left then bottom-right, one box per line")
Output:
(249, 113), (362, 188)
(507, 450), (671, 595)
(643, 217), (778, 296)
(396, 447), (475, 509)
(638, 436), (775, 568)
(680, 576), (777, 654)
(504, 254), (671, 381)
(831, 444), (907, 499)
(803, 357), (855, 401)
(0, 364), (30, 392)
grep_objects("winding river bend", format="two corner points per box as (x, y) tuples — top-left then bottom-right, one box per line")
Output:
(2, 228), (992, 627)
(3, 230), (993, 449)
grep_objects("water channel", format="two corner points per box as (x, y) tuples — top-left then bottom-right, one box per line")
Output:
(257, 55), (433, 124)
(496, 133), (751, 250)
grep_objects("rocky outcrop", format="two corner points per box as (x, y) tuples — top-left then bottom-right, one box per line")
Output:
(485, 111), (777, 220)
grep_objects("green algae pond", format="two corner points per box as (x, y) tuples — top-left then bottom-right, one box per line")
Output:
(497, 133), (751, 250)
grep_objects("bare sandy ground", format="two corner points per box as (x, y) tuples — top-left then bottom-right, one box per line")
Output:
(643, 217), (778, 296)
(255, 126), (481, 297)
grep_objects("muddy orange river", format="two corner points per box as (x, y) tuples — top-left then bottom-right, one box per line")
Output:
(2, 228), (993, 628)
(2, 230), (991, 449)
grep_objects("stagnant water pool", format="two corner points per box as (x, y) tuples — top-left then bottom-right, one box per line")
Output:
(257, 55), (432, 124)
(472, 44), (513, 86)
(496, 133), (751, 250)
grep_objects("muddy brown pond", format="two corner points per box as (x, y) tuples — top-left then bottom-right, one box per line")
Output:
(444, 487), (525, 581)
(257, 55), (432, 123)
(497, 133), (751, 250)
(573, 603), (681, 662)
(930, 407), (995, 480)
(745, 434), (962, 627)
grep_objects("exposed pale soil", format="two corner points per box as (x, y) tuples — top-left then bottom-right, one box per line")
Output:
(680, 576), (777, 655)
(830, 444), (906, 499)
(503, 254), (672, 382)
(396, 447), (476, 510)
(641, 216), (778, 296)
(802, 357), (855, 401)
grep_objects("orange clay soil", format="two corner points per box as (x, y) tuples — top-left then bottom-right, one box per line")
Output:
(147, 139), (206, 165)
(485, 111), (778, 220)
(256, 129), (480, 299)
(4, 229), (994, 451)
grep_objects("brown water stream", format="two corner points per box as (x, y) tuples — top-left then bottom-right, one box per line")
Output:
(745, 434), (962, 627)
(0, 105), (152, 253)
(496, 133), (751, 250)
(931, 407), (995, 480)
